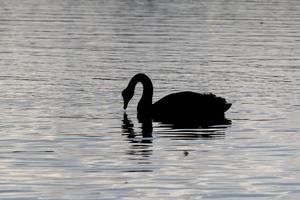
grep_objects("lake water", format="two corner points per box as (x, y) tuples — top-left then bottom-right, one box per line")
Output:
(1, 0), (300, 199)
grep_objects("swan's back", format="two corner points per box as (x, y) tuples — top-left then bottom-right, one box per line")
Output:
(152, 91), (231, 123)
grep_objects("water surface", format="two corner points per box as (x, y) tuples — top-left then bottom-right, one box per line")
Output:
(0, 0), (300, 199)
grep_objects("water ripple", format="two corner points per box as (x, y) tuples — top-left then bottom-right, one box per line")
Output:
(0, 0), (300, 199)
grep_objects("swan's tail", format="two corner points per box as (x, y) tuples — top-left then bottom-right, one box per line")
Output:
(224, 103), (232, 112)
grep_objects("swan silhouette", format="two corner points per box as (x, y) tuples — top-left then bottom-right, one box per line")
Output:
(122, 73), (231, 126)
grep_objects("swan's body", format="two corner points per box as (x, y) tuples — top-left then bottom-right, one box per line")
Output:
(122, 73), (231, 125)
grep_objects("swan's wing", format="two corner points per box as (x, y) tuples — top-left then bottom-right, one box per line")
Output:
(153, 92), (230, 113)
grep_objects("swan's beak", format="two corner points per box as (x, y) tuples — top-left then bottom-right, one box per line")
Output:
(123, 100), (128, 109)
(123, 99), (129, 109)
(122, 88), (132, 110)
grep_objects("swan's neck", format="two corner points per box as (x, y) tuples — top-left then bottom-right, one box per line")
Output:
(128, 73), (153, 111)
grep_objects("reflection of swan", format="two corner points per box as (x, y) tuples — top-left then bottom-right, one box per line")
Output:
(121, 113), (153, 168)
(122, 112), (229, 140)
(122, 73), (231, 126)
(122, 112), (152, 139)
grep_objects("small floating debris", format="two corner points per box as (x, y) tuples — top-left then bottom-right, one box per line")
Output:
(184, 151), (189, 156)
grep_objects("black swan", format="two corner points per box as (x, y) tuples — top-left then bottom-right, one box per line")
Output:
(122, 73), (231, 126)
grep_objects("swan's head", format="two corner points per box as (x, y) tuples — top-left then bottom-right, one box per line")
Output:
(122, 88), (134, 109)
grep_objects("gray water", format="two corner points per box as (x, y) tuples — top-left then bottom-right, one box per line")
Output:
(1, 0), (300, 199)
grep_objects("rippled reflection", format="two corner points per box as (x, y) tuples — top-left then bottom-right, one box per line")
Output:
(122, 112), (231, 140)
(121, 113), (153, 173)
(122, 112), (153, 141)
